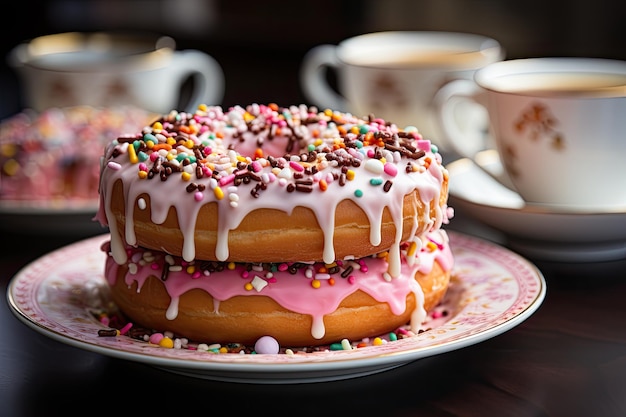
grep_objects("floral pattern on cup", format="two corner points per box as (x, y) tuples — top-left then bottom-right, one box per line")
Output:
(47, 77), (137, 109)
(367, 73), (408, 110)
(515, 102), (564, 148)
(504, 102), (565, 179)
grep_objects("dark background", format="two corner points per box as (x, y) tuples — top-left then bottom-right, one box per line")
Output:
(2, 0), (625, 120)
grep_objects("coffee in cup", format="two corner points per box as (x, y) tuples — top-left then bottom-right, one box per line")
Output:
(300, 31), (504, 150)
(8, 31), (225, 113)
(435, 57), (626, 211)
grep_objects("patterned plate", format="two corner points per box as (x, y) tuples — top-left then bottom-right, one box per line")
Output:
(7, 231), (545, 383)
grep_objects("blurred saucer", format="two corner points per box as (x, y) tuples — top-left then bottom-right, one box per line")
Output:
(0, 199), (106, 237)
(471, 149), (626, 213)
(446, 157), (626, 262)
(472, 149), (517, 191)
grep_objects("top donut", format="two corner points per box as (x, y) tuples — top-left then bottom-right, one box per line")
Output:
(96, 103), (451, 276)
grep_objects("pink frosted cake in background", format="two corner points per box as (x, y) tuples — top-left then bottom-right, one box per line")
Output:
(0, 105), (154, 204)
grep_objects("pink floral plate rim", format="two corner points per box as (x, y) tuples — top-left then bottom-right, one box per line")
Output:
(7, 231), (545, 377)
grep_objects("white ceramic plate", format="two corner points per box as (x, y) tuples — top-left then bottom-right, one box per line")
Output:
(7, 231), (545, 384)
(0, 199), (104, 237)
(447, 155), (626, 262)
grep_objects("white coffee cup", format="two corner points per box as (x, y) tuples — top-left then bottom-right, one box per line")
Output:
(435, 57), (626, 211)
(8, 31), (225, 113)
(300, 31), (504, 150)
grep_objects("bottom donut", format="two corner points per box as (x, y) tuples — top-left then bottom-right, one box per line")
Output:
(102, 231), (454, 348)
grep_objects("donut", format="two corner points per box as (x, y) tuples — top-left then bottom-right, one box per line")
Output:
(96, 103), (454, 348)
(0, 105), (154, 203)
(96, 103), (450, 276)
(101, 229), (453, 346)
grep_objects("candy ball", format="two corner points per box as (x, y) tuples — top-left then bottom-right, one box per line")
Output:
(149, 333), (164, 344)
(254, 335), (280, 354)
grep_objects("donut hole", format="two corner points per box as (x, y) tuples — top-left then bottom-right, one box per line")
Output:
(228, 130), (303, 159)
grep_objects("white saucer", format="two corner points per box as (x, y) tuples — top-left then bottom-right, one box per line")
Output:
(7, 232), (545, 384)
(446, 154), (626, 263)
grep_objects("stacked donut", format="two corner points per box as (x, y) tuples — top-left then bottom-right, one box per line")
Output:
(96, 103), (454, 348)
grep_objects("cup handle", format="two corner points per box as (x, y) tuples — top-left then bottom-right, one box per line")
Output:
(170, 50), (225, 111)
(299, 45), (347, 110)
(432, 79), (490, 159)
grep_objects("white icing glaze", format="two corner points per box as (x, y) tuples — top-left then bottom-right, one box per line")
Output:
(96, 104), (451, 280)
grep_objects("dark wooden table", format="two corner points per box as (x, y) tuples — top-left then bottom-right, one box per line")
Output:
(2, 203), (625, 417)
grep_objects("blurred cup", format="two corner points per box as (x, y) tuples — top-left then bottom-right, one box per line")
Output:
(435, 57), (626, 211)
(300, 31), (504, 150)
(8, 31), (225, 113)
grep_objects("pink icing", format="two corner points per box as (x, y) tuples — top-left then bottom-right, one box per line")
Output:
(95, 104), (452, 280)
(103, 229), (454, 340)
